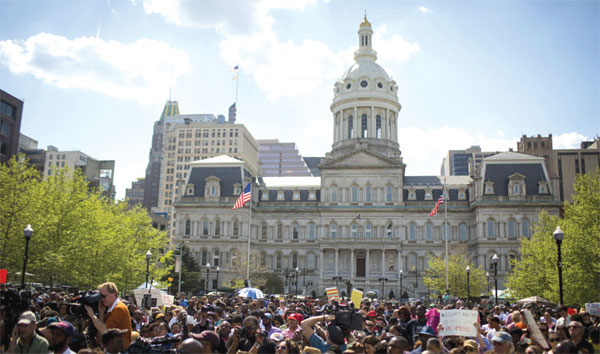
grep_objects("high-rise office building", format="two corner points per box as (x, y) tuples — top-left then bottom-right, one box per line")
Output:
(0, 89), (24, 164)
(258, 139), (312, 177)
(126, 178), (145, 207)
(440, 146), (497, 176)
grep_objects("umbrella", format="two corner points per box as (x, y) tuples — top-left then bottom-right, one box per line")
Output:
(365, 290), (378, 299)
(237, 287), (264, 299)
(517, 296), (551, 304)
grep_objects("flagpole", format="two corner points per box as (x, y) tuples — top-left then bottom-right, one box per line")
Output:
(246, 183), (252, 281)
(444, 176), (449, 292)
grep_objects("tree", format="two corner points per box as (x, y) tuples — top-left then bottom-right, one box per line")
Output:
(507, 172), (600, 305)
(223, 251), (282, 293)
(424, 251), (487, 299)
(0, 155), (171, 292)
(163, 245), (201, 295)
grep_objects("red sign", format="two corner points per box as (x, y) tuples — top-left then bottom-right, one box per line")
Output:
(0, 269), (7, 284)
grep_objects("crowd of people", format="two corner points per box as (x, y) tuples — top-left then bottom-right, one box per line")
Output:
(1, 283), (598, 354)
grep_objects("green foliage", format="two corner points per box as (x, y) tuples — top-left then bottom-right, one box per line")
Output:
(424, 251), (487, 299)
(223, 251), (282, 293)
(164, 245), (202, 295)
(0, 155), (170, 292)
(507, 172), (600, 305)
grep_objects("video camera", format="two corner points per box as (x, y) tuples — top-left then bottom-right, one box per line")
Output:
(68, 290), (103, 317)
(127, 335), (181, 353)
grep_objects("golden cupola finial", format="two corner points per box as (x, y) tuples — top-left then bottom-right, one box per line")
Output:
(361, 12), (371, 27)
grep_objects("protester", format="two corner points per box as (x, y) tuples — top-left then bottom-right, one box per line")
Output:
(85, 282), (133, 349)
(47, 321), (76, 354)
(6, 311), (49, 353)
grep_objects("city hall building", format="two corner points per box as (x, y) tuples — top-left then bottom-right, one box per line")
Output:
(171, 17), (561, 297)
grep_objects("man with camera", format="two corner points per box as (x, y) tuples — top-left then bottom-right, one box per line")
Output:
(7, 311), (49, 354)
(227, 315), (276, 354)
(85, 282), (132, 349)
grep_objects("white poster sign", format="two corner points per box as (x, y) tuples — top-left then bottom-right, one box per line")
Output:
(585, 303), (600, 316)
(439, 309), (478, 337)
(522, 309), (549, 350)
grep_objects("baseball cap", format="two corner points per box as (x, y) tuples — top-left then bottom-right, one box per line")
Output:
(17, 311), (37, 325)
(288, 313), (303, 323)
(48, 321), (76, 337)
(196, 331), (220, 348)
(102, 328), (128, 345)
(367, 310), (377, 317)
(262, 312), (272, 319)
(463, 339), (478, 350)
(492, 331), (512, 343)
(270, 332), (284, 343)
(419, 326), (436, 337)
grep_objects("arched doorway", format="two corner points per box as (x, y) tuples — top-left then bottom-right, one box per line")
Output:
(356, 251), (365, 277)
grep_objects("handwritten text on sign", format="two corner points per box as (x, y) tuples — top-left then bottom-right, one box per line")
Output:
(586, 303), (600, 316)
(439, 309), (478, 337)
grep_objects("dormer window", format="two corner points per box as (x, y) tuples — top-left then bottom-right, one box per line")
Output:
(424, 188), (433, 200)
(484, 181), (494, 194)
(292, 190), (300, 200)
(408, 188), (416, 200)
(204, 176), (221, 197)
(308, 190), (316, 200)
(233, 183), (241, 195)
(186, 184), (195, 196)
(360, 80), (368, 88)
(277, 189), (284, 200)
(458, 189), (467, 200)
(261, 189), (269, 200)
(346, 83), (352, 90)
(508, 173), (526, 197)
(538, 181), (549, 194)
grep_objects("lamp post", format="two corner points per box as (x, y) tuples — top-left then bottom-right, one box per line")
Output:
(216, 267), (220, 291)
(492, 254), (499, 305)
(415, 270), (419, 298)
(486, 272), (490, 293)
(378, 277), (388, 299)
(295, 267), (299, 298)
(145, 250), (152, 288)
(21, 225), (33, 290)
(466, 266), (470, 305)
(333, 276), (342, 292)
(553, 226), (564, 305)
(399, 269), (403, 301)
(205, 262), (211, 294)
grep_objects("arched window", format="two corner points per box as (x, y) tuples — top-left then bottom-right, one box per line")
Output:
(213, 250), (220, 266)
(513, 184), (520, 195)
(203, 220), (209, 235)
(365, 185), (372, 202)
(521, 219), (530, 237)
(459, 224), (468, 241)
(308, 223), (316, 240)
(277, 223), (283, 240)
(487, 219), (496, 237)
(330, 224), (337, 238)
(261, 224), (267, 240)
(409, 254), (417, 272)
(185, 220), (191, 235)
(351, 224), (358, 238)
(376, 115), (382, 138)
(276, 254), (282, 269)
(215, 219), (221, 235)
(386, 185), (393, 203)
(426, 224), (433, 241)
(201, 250), (208, 265)
(365, 224), (372, 238)
(409, 224), (416, 240)
(233, 220), (239, 236)
(361, 114), (368, 138)
(351, 186), (358, 202)
(292, 223), (299, 240)
(330, 185), (338, 202)
(508, 220), (516, 238)
(292, 253), (298, 268)
(307, 253), (316, 270)
(347, 115), (353, 138)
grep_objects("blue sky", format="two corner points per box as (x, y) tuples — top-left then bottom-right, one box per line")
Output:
(1, 0), (598, 199)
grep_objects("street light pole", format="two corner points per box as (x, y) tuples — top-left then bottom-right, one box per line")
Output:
(415, 270), (419, 298)
(295, 267), (299, 298)
(466, 266), (470, 306)
(378, 277), (388, 299)
(206, 262), (211, 294)
(399, 269), (403, 301)
(486, 272), (490, 293)
(553, 226), (564, 305)
(492, 254), (499, 305)
(21, 225), (33, 290)
(333, 276), (342, 292)
(178, 242), (185, 295)
(216, 267), (220, 291)
(145, 250), (152, 288)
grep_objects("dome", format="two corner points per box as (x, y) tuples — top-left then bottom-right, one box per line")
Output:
(339, 59), (390, 83)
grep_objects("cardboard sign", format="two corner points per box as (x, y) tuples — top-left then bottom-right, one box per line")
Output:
(522, 309), (549, 350)
(351, 289), (363, 309)
(326, 287), (339, 301)
(439, 309), (478, 337)
(0, 269), (6, 284)
(585, 303), (600, 316)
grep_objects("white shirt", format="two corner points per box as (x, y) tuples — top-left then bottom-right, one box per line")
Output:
(107, 298), (120, 313)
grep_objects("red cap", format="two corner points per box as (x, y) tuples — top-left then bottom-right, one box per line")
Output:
(368, 310), (377, 317)
(287, 313), (304, 323)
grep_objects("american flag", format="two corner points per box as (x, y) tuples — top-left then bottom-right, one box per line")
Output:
(232, 183), (251, 210)
(428, 194), (444, 217)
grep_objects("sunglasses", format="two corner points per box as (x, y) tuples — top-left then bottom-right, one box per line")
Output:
(276, 345), (287, 351)
(549, 338), (559, 342)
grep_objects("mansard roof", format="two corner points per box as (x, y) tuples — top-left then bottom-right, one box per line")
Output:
(483, 163), (548, 196)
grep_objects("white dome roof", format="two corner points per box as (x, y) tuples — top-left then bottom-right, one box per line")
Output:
(339, 59), (390, 82)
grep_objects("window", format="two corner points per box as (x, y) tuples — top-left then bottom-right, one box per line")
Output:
(330, 186), (338, 202)
(213, 250), (220, 266)
(307, 253), (315, 270)
(185, 220), (191, 235)
(521, 220), (530, 237)
(351, 186), (358, 202)
(386, 223), (392, 238)
(409, 224), (416, 241)
(292, 223), (299, 240)
(386, 186), (393, 202)
(459, 224), (468, 241)
(203, 220), (209, 235)
(276, 254), (282, 269)
(442, 224), (448, 241)
(292, 253), (298, 269)
(308, 223), (316, 240)
(361, 114), (368, 138)
(330, 224), (337, 238)
(233, 220), (239, 236)
(508, 220), (516, 237)
(513, 184), (520, 195)
(351, 224), (358, 238)
(327, 252), (335, 270)
(261, 224), (267, 240)
(376, 115), (382, 138)
(347, 115), (353, 138)
(215, 220), (221, 235)
(277, 224), (283, 240)
(487, 219), (496, 237)
(201, 250), (207, 265)
(365, 185), (372, 202)
(365, 224), (372, 238)
(0, 101), (15, 117)
(426, 224), (433, 241)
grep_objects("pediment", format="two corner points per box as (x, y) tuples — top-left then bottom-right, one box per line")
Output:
(321, 149), (403, 169)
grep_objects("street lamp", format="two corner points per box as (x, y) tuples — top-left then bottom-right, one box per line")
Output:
(206, 262), (211, 294)
(145, 250), (152, 288)
(216, 266), (220, 291)
(378, 277), (388, 299)
(333, 276), (342, 291)
(492, 254), (499, 305)
(399, 269), (403, 301)
(486, 272), (490, 293)
(553, 226), (564, 305)
(466, 266), (470, 306)
(295, 267), (299, 297)
(415, 270), (419, 298)
(21, 225), (33, 290)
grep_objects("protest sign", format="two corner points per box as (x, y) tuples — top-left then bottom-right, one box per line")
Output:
(522, 309), (549, 350)
(439, 309), (478, 337)
(351, 289), (363, 309)
(585, 303), (600, 316)
(326, 287), (339, 301)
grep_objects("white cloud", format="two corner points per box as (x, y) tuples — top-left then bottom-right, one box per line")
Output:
(373, 24), (422, 64)
(418, 6), (432, 14)
(553, 132), (590, 149)
(0, 33), (190, 104)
